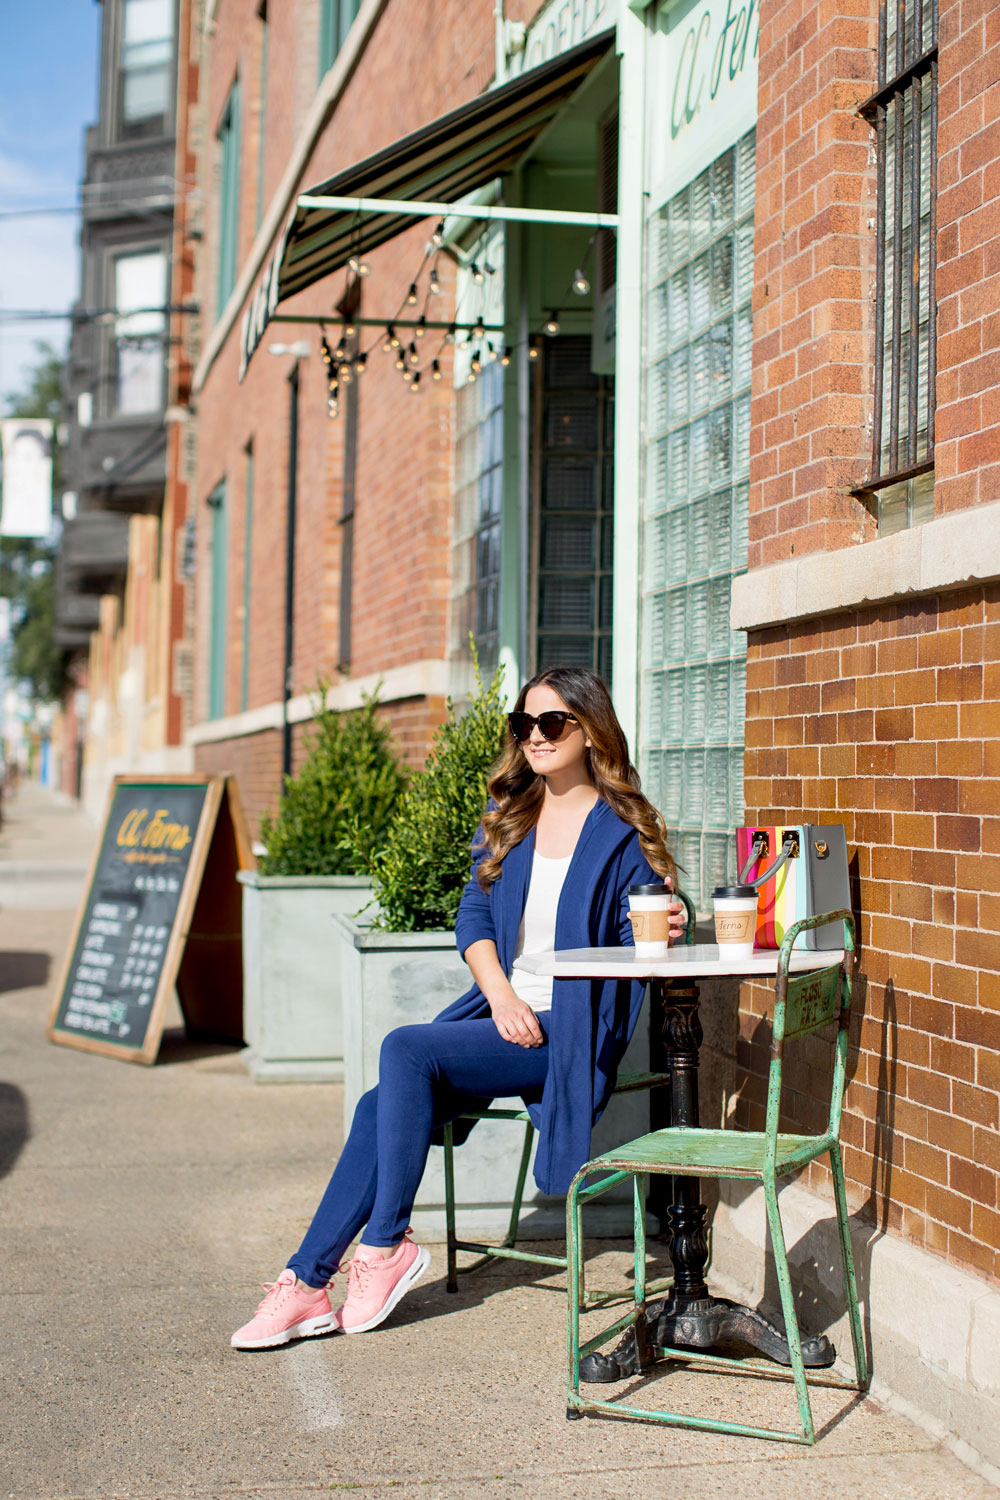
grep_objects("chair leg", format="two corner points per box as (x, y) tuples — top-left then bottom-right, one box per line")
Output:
(763, 1176), (815, 1445)
(828, 1142), (869, 1391)
(503, 1121), (535, 1250)
(566, 1175), (585, 1419)
(443, 1121), (458, 1294)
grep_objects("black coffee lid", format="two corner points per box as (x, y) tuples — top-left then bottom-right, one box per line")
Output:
(628, 883), (673, 895)
(713, 884), (758, 899)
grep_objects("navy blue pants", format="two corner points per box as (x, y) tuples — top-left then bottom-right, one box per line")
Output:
(287, 1017), (551, 1288)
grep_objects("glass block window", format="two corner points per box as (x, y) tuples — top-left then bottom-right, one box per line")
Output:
(452, 358), (504, 674)
(640, 132), (755, 909)
(534, 337), (613, 682)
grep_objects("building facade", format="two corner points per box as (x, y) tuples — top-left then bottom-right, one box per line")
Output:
(58, 0), (192, 813)
(158, 0), (1000, 1458)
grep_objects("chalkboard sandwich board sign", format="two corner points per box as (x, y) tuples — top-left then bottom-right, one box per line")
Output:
(47, 774), (255, 1064)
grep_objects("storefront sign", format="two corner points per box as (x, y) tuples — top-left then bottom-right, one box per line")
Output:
(239, 241), (284, 381)
(647, 0), (759, 208)
(506, 0), (614, 78)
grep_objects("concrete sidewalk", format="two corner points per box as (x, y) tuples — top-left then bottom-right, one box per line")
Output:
(1, 783), (997, 1500)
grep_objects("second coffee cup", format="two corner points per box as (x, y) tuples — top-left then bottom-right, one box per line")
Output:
(712, 884), (759, 958)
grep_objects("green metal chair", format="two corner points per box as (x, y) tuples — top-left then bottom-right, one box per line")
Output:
(443, 890), (697, 1310)
(565, 911), (868, 1443)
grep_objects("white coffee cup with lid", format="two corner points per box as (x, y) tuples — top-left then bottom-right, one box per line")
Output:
(712, 884), (759, 959)
(627, 883), (673, 957)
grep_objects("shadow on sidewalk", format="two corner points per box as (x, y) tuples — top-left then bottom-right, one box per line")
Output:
(155, 1026), (245, 1067)
(0, 951), (51, 994)
(0, 1081), (30, 1179)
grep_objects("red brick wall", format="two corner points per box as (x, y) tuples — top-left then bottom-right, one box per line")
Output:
(191, 0), (536, 753)
(193, 693), (449, 836)
(739, 586), (1000, 1283)
(748, 0), (878, 566)
(749, 0), (1000, 563)
(934, 0), (1000, 512)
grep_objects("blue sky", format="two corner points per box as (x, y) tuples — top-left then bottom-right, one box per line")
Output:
(0, 1), (100, 405)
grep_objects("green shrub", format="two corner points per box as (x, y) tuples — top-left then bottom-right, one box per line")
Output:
(258, 684), (407, 876)
(350, 659), (508, 931)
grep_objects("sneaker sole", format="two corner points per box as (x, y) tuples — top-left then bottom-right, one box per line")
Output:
(341, 1246), (432, 1335)
(231, 1310), (338, 1350)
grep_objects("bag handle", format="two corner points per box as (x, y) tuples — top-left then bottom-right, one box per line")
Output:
(739, 829), (800, 891)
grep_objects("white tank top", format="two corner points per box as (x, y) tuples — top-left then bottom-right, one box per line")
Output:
(509, 851), (572, 1015)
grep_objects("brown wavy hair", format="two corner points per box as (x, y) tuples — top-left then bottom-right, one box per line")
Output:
(476, 666), (675, 888)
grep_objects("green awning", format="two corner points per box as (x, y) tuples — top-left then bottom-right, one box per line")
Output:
(241, 29), (614, 375)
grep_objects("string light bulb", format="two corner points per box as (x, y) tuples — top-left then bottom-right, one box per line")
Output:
(340, 364), (353, 384)
(355, 352), (367, 374)
(431, 359), (442, 381)
(415, 314), (427, 339)
(407, 283), (419, 305)
(471, 262), (484, 284)
(528, 342), (539, 360)
(408, 341), (420, 367)
(544, 312), (560, 335)
(428, 266), (441, 295)
(444, 322), (456, 344)
(470, 350), (482, 374)
(499, 345), (511, 366)
(347, 255), (370, 277)
(410, 371), (421, 393)
(344, 321), (357, 338)
(572, 268), (591, 295)
(472, 318), (486, 339)
(394, 350), (406, 371)
(431, 221), (444, 248)
(401, 366), (413, 383)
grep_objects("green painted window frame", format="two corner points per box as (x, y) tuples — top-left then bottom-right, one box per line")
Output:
(217, 79), (242, 315)
(241, 446), (254, 712)
(208, 481), (228, 720)
(318, 0), (361, 80)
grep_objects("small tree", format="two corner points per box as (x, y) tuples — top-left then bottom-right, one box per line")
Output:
(351, 659), (508, 932)
(258, 685), (407, 876)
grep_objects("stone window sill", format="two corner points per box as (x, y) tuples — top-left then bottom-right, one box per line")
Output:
(730, 500), (1000, 632)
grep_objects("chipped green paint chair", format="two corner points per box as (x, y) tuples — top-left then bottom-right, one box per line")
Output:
(443, 889), (697, 1311)
(565, 910), (868, 1443)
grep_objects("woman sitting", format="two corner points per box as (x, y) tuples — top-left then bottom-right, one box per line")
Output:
(232, 665), (682, 1348)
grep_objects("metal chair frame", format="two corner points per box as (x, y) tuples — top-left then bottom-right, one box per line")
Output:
(565, 910), (869, 1444)
(444, 890), (697, 1310)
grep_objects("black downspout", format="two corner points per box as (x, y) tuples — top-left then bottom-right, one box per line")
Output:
(282, 363), (299, 782)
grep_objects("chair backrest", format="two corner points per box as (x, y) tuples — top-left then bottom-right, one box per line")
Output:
(677, 888), (697, 946)
(764, 910), (856, 1158)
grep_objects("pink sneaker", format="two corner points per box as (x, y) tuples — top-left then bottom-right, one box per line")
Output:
(231, 1269), (337, 1349)
(337, 1231), (431, 1334)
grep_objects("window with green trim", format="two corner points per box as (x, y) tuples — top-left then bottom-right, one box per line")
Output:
(241, 447), (254, 712)
(217, 80), (242, 315)
(319, 0), (361, 79)
(208, 482), (228, 720)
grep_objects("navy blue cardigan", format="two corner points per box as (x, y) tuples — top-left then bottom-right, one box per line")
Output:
(436, 798), (656, 1194)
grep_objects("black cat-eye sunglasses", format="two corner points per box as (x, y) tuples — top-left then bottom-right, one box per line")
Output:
(508, 711), (579, 743)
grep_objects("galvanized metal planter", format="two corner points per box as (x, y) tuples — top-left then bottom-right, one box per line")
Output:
(238, 871), (372, 1083)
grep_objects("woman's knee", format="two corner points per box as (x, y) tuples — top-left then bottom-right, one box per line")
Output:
(378, 1023), (434, 1079)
